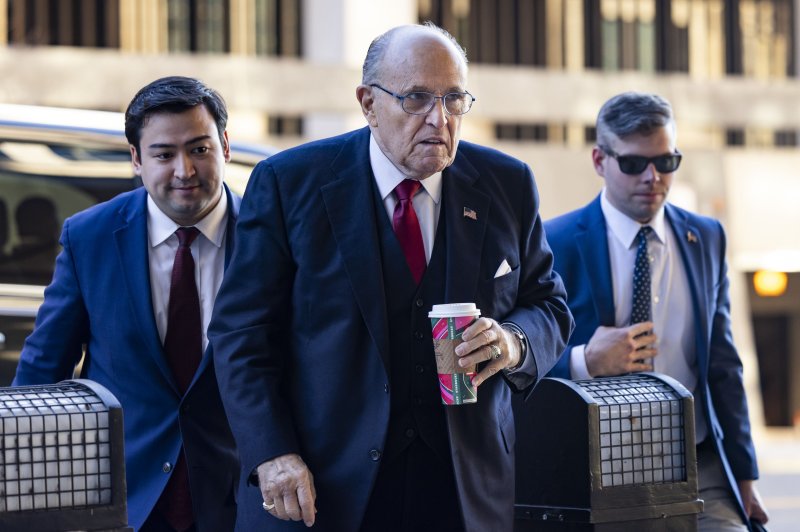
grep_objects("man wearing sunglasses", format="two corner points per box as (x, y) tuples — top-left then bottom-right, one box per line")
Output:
(543, 92), (768, 531)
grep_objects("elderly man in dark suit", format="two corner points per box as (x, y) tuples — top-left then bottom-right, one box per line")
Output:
(209, 23), (572, 532)
(544, 92), (768, 531)
(14, 76), (239, 532)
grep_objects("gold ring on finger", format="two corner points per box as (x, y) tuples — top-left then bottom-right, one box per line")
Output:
(489, 344), (502, 360)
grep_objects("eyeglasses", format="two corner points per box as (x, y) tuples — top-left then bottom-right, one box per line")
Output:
(599, 146), (682, 175)
(370, 84), (475, 116)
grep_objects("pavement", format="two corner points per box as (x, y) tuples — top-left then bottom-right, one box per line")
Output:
(752, 428), (800, 531)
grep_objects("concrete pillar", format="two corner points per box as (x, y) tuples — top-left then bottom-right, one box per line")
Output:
(301, 0), (416, 139)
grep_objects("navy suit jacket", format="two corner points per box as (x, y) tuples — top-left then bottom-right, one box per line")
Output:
(14, 186), (241, 531)
(209, 127), (573, 532)
(544, 194), (758, 522)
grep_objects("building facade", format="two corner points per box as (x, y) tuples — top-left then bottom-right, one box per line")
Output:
(1, 0), (799, 427)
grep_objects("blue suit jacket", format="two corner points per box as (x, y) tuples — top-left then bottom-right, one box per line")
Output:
(14, 186), (241, 531)
(544, 194), (759, 523)
(209, 127), (573, 532)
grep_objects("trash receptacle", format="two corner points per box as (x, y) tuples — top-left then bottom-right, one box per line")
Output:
(0, 379), (130, 532)
(513, 373), (703, 531)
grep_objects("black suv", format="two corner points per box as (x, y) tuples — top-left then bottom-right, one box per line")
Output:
(0, 104), (275, 385)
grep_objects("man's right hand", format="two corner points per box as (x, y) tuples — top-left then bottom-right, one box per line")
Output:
(585, 322), (658, 377)
(257, 453), (317, 527)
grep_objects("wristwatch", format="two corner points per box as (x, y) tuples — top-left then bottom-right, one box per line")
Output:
(501, 322), (527, 371)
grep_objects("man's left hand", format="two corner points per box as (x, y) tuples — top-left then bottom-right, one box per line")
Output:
(455, 317), (521, 387)
(738, 480), (769, 526)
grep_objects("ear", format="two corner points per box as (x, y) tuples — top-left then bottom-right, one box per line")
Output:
(222, 130), (232, 162)
(130, 145), (142, 176)
(591, 145), (607, 178)
(356, 84), (378, 126)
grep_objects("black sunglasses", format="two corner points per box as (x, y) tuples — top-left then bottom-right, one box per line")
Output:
(600, 146), (682, 175)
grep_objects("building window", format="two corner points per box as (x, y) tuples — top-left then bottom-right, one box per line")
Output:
(255, 0), (302, 56)
(774, 129), (799, 147)
(268, 116), (303, 136)
(168, 0), (229, 53)
(421, 0), (548, 66)
(494, 123), (550, 142)
(729, 0), (795, 78)
(725, 128), (746, 146)
(6, 0), (120, 48)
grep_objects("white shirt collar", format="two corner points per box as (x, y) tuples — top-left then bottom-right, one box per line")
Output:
(147, 188), (228, 248)
(600, 188), (666, 249)
(369, 133), (442, 204)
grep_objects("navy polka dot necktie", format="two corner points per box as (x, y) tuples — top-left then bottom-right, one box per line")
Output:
(631, 226), (653, 324)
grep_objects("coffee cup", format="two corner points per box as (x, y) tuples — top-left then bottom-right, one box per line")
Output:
(428, 303), (481, 405)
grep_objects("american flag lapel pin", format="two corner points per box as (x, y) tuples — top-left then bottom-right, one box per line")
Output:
(687, 230), (698, 243)
(463, 207), (477, 221)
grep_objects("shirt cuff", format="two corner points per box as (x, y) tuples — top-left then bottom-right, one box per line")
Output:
(570, 344), (593, 380)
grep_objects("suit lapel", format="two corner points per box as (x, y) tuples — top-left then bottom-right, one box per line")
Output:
(577, 197), (616, 326)
(193, 184), (241, 384)
(321, 130), (391, 373)
(666, 205), (709, 375)
(113, 189), (179, 393)
(442, 153), (489, 303)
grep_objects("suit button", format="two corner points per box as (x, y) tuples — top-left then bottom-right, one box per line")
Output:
(415, 365), (424, 374)
(162, 462), (172, 473)
(415, 298), (424, 308)
(369, 449), (382, 461)
(414, 397), (424, 406)
(414, 331), (424, 340)
(384, 383), (389, 393)
(405, 428), (416, 438)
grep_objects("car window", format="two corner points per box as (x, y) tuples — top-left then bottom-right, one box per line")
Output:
(0, 170), (135, 285)
(0, 134), (137, 285)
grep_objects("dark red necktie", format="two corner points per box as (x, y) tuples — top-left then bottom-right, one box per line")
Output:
(393, 179), (426, 284)
(159, 226), (201, 531)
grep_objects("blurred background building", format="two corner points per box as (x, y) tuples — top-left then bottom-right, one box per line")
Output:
(1, 0), (799, 448)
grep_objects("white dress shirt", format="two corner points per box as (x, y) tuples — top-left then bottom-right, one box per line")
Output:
(147, 191), (228, 353)
(570, 189), (706, 441)
(369, 134), (442, 261)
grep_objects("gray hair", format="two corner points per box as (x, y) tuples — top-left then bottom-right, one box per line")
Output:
(596, 92), (675, 146)
(361, 22), (468, 85)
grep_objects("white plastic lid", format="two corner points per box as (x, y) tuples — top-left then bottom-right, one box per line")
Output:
(428, 302), (481, 318)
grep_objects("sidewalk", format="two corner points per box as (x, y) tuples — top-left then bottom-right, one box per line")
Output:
(752, 428), (800, 532)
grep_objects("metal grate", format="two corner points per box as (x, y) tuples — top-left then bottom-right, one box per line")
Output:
(0, 382), (114, 512)
(577, 375), (685, 487)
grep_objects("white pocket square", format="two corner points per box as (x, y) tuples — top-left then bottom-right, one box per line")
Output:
(494, 259), (512, 278)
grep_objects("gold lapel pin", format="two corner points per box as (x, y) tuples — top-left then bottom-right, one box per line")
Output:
(687, 231), (698, 243)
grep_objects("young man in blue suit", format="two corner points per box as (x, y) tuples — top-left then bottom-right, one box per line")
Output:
(209, 23), (572, 532)
(544, 92), (768, 531)
(14, 77), (239, 532)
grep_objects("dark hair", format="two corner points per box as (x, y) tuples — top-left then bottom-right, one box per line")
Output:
(124, 76), (228, 152)
(361, 22), (468, 85)
(596, 92), (674, 146)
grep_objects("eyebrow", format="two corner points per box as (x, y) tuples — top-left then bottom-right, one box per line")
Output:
(404, 85), (465, 94)
(147, 135), (213, 150)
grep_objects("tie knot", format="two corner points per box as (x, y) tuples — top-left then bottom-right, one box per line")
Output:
(175, 227), (200, 248)
(637, 226), (652, 243)
(394, 179), (422, 202)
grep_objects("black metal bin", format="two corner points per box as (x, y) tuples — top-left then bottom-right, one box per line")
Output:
(513, 373), (703, 531)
